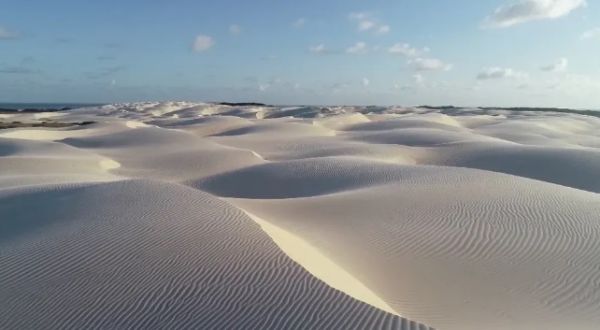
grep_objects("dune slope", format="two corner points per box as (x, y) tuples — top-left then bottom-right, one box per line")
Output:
(212, 161), (600, 330)
(0, 180), (429, 330)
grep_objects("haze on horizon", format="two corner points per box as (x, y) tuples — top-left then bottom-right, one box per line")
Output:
(1, 0), (599, 108)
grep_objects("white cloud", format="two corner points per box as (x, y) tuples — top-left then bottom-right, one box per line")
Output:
(346, 41), (368, 54)
(390, 44), (450, 74)
(484, 0), (587, 28)
(293, 18), (306, 28)
(229, 24), (241, 35)
(0, 26), (18, 40)
(309, 44), (327, 54)
(362, 77), (370, 87)
(258, 83), (270, 92)
(349, 12), (369, 20)
(411, 57), (453, 71)
(477, 67), (528, 80)
(376, 25), (391, 34)
(193, 35), (214, 52)
(358, 20), (376, 31)
(388, 43), (428, 58)
(581, 27), (600, 40)
(541, 57), (568, 72)
(349, 12), (390, 35)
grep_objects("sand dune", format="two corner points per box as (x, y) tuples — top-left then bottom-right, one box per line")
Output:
(2, 102), (600, 329)
(62, 125), (264, 181)
(0, 137), (119, 188)
(195, 157), (434, 198)
(426, 142), (600, 193)
(220, 165), (600, 330)
(1, 180), (431, 329)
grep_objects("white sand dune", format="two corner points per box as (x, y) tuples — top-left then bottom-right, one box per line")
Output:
(0, 127), (98, 141)
(426, 142), (600, 193)
(194, 157), (434, 198)
(1, 180), (429, 329)
(61, 125), (264, 181)
(2, 102), (600, 329)
(249, 212), (398, 315)
(214, 164), (600, 330)
(0, 137), (119, 188)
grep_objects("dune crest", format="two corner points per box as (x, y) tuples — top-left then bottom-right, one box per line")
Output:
(248, 211), (398, 315)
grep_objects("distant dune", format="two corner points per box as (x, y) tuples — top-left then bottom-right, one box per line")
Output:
(1, 101), (600, 330)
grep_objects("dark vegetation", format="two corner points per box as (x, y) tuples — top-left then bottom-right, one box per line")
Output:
(0, 120), (95, 130)
(419, 105), (600, 119)
(218, 102), (268, 107)
(0, 107), (73, 114)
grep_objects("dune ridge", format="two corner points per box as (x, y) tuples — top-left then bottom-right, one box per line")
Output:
(1, 101), (600, 329)
(247, 211), (398, 315)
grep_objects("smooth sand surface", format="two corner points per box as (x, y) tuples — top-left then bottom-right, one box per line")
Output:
(1, 102), (600, 329)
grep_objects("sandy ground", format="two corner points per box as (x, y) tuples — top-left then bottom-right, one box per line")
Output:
(1, 102), (600, 329)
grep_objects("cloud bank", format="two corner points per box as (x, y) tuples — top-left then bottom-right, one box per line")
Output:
(292, 18), (306, 29)
(388, 43), (428, 58)
(477, 67), (528, 80)
(309, 44), (328, 55)
(485, 0), (586, 28)
(349, 12), (390, 35)
(541, 58), (568, 72)
(346, 42), (368, 54)
(411, 58), (452, 71)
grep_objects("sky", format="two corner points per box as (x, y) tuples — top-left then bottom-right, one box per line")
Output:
(1, 0), (599, 108)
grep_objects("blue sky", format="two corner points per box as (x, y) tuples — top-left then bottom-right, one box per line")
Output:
(1, 0), (599, 107)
